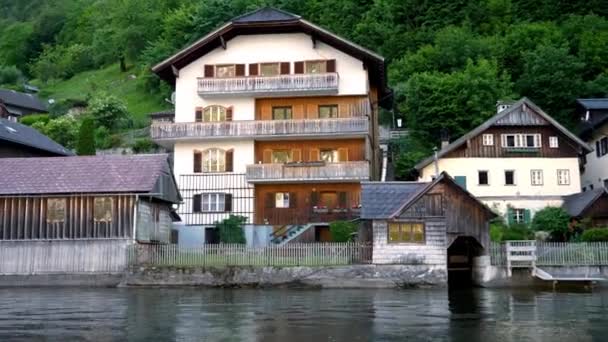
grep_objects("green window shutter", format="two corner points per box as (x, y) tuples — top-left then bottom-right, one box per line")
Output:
(454, 176), (467, 190)
(506, 207), (514, 226)
(524, 209), (532, 225)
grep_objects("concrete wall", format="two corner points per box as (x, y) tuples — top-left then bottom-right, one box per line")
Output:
(581, 124), (608, 190)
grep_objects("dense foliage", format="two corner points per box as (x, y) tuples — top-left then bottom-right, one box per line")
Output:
(215, 215), (247, 244)
(329, 220), (359, 242)
(1, 0), (607, 161)
(489, 219), (534, 242)
(580, 228), (608, 242)
(76, 116), (96, 155)
(531, 207), (571, 241)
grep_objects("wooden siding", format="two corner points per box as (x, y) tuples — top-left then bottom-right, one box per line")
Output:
(445, 126), (581, 159)
(495, 106), (549, 125)
(372, 220), (447, 265)
(255, 96), (369, 120)
(0, 195), (135, 240)
(255, 139), (366, 163)
(582, 194), (608, 227)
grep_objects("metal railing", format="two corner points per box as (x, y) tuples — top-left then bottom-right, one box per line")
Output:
(246, 161), (370, 182)
(128, 242), (372, 267)
(197, 73), (339, 95)
(490, 241), (608, 266)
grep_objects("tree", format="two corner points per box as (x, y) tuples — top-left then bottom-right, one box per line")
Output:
(531, 207), (571, 241)
(76, 117), (96, 155)
(329, 220), (359, 242)
(31, 115), (79, 149)
(390, 135), (432, 180)
(86, 94), (130, 130)
(216, 215), (247, 244)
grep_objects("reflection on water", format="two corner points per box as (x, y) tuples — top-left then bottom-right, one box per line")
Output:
(0, 287), (607, 341)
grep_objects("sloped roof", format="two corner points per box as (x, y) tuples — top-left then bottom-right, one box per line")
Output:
(232, 7), (300, 23)
(577, 98), (608, 110)
(562, 189), (608, 217)
(0, 119), (73, 156)
(0, 89), (47, 113)
(415, 98), (593, 170)
(0, 154), (181, 203)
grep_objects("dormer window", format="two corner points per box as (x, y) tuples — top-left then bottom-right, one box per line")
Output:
(501, 134), (541, 148)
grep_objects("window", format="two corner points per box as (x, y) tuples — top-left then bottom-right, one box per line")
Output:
(305, 60), (326, 74)
(388, 222), (425, 243)
(320, 149), (339, 163)
(505, 170), (515, 185)
(201, 193), (226, 212)
(599, 137), (608, 157)
(319, 105), (338, 119)
(47, 198), (66, 222)
(549, 136), (559, 148)
(94, 197), (113, 222)
(271, 150), (292, 163)
(275, 192), (290, 208)
(557, 169), (570, 185)
(501, 134), (541, 148)
(511, 209), (525, 224)
(203, 106), (226, 122)
(319, 192), (338, 208)
(531, 170), (543, 186)
(478, 171), (489, 185)
(272, 106), (292, 120)
(482, 134), (494, 146)
(216, 65), (235, 78)
(604, 179), (608, 189)
(260, 63), (279, 76)
(203, 148), (225, 172)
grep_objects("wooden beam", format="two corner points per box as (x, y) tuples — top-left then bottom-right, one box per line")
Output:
(220, 35), (227, 49)
(171, 65), (179, 78)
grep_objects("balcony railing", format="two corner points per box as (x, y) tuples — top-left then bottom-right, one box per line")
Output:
(150, 117), (369, 141)
(197, 73), (339, 96)
(245, 161), (370, 183)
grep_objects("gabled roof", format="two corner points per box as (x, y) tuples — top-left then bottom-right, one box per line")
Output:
(152, 7), (391, 108)
(577, 98), (608, 110)
(576, 98), (608, 139)
(0, 89), (48, 114)
(562, 188), (608, 217)
(0, 154), (182, 203)
(415, 98), (593, 171)
(0, 119), (73, 156)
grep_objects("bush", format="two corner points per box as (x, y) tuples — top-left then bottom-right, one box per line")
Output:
(19, 114), (50, 126)
(329, 220), (359, 242)
(131, 137), (157, 154)
(491, 220), (534, 242)
(0, 65), (24, 86)
(215, 215), (247, 244)
(86, 94), (130, 130)
(531, 207), (571, 241)
(581, 228), (608, 242)
(76, 117), (96, 155)
(31, 115), (79, 149)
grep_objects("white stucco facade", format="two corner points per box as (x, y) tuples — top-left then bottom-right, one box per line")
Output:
(581, 124), (608, 191)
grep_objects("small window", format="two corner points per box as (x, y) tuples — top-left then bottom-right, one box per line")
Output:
(260, 63), (279, 76)
(388, 222), (425, 243)
(94, 197), (113, 222)
(275, 192), (290, 208)
(512, 209), (525, 224)
(319, 192), (338, 208)
(478, 171), (489, 185)
(201, 193), (226, 212)
(305, 61), (326, 74)
(482, 134), (494, 146)
(557, 169), (570, 185)
(319, 105), (338, 119)
(47, 198), (66, 222)
(531, 170), (543, 186)
(272, 106), (292, 120)
(505, 170), (515, 185)
(549, 136), (559, 148)
(501, 134), (541, 148)
(203, 106), (226, 122)
(216, 65), (235, 78)
(320, 149), (339, 163)
(272, 150), (292, 164)
(505, 135), (516, 147)
(203, 148), (226, 172)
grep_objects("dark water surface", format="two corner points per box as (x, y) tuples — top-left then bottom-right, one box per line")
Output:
(0, 287), (607, 341)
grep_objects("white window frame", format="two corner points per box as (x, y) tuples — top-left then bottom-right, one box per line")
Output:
(215, 64), (235, 78)
(320, 149), (339, 163)
(203, 148), (226, 173)
(203, 105), (226, 122)
(482, 134), (494, 146)
(530, 169), (543, 186)
(549, 136), (559, 148)
(513, 209), (525, 224)
(557, 169), (570, 186)
(201, 193), (226, 212)
(501, 133), (542, 148)
(275, 192), (290, 208)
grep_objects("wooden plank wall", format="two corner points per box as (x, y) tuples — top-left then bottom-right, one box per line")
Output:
(254, 139), (366, 163)
(0, 195), (135, 240)
(255, 95), (369, 120)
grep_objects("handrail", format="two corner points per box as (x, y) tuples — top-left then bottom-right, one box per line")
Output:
(197, 73), (339, 94)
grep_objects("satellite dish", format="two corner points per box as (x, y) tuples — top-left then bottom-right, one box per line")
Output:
(164, 92), (176, 105)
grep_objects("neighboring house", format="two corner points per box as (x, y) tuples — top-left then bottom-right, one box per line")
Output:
(415, 98), (592, 225)
(361, 172), (496, 285)
(0, 88), (48, 121)
(576, 98), (608, 191)
(149, 109), (175, 123)
(562, 188), (608, 228)
(0, 118), (73, 157)
(150, 7), (391, 243)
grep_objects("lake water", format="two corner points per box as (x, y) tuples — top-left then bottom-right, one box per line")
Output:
(0, 287), (607, 341)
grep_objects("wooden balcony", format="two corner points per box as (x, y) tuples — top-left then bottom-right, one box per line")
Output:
(197, 73), (339, 97)
(245, 161), (370, 183)
(150, 117), (369, 143)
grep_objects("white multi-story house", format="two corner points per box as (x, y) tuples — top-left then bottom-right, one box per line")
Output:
(577, 98), (608, 192)
(415, 98), (592, 225)
(150, 8), (391, 243)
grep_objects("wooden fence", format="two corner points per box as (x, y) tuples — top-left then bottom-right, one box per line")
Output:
(0, 239), (130, 275)
(129, 243), (373, 267)
(490, 241), (608, 266)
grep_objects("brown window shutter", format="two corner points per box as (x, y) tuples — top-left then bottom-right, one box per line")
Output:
(235, 64), (245, 76)
(265, 193), (275, 208)
(263, 149), (273, 163)
(289, 192), (297, 209)
(326, 59), (336, 73)
(204, 65), (214, 78)
(338, 147), (349, 162)
(192, 194), (202, 212)
(311, 191), (319, 206)
(193, 151), (202, 173)
(280, 62), (290, 75)
(224, 193), (232, 212)
(226, 106), (233, 121)
(195, 107), (203, 122)
(294, 61), (304, 74)
(310, 148), (320, 161)
(292, 148), (302, 162)
(225, 149), (234, 172)
(249, 63), (258, 76)
(338, 192), (347, 208)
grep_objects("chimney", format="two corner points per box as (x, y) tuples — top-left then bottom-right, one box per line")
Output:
(440, 128), (450, 149)
(496, 100), (513, 114)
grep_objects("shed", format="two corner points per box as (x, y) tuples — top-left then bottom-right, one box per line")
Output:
(563, 189), (608, 228)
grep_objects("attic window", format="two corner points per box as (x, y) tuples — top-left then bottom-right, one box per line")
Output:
(501, 134), (541, 148)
